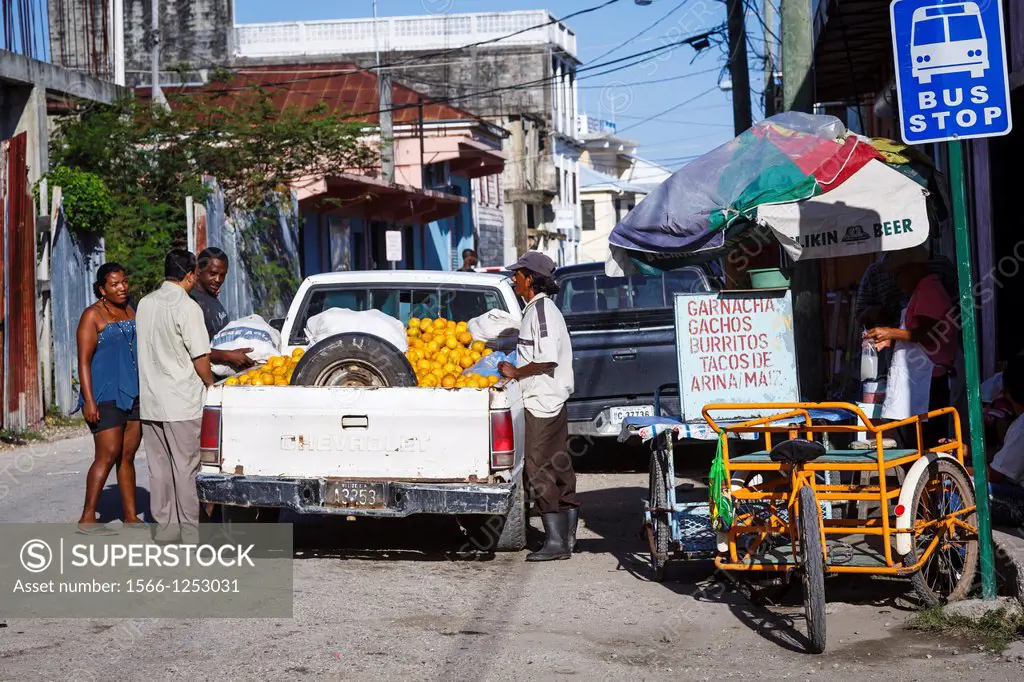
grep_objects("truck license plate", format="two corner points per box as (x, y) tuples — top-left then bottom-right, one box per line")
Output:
(610, 405), (655, 425)
(324, 481), (387, 508)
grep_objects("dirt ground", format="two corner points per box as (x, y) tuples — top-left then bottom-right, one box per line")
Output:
(0, 436), (1022, 681)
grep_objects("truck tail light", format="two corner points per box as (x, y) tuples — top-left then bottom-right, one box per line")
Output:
(490, 410), (514, 469)
(200, 406), (222, 466)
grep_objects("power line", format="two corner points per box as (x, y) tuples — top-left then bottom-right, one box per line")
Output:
(588, 0), (693, 64)
(577, 66), (720, 89)
(613, 86), (719, 134)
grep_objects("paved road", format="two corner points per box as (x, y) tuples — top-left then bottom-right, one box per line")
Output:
(0, 435), (1020, 681)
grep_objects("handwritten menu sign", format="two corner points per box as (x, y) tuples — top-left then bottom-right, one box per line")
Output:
(674, 290), (798, 421)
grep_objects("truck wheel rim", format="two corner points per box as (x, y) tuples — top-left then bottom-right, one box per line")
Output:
(315, 360), (388, 387)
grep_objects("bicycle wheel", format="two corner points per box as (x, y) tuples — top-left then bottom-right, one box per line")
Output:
(797, 485), (827, 654)
(906, 459), (979, 606)
(648, 443), (671, 582)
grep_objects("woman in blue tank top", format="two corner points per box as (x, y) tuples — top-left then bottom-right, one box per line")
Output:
(75, 263), (145, 535)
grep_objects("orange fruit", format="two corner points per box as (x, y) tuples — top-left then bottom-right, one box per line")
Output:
(408, 317), (421, 330)
(251, 376), (265, 386)
(444, 363), (460, 375)
(482, 349), (493, 356)
(470, 351), (482, 362)
(291, 347), (305, 359)
(411, 338), (424, 349)
(407, 327), (421, 339)
(421, 374), (439, 387)
(274, 377), (289, 386)
(417, 358), (432, 372)
(434, 318), (448, 330)
(269, 356), (286, 368)
(457, 332), (473, 345)
(471, 341), (486, 353)
(260, 372), (275, 384)
(456, 321), (469, 332)
(488, 375), (499, 386)
(441, 374), (457, 389)
(225, 376), (240, 386)
(421, 332), (434, 344)
(459, 355), (475, 369)
(445, 336), (459, 350)
(238, 375), (252, 386)
(431, 367), (446, 380)
(418, 318), (433, 331)
(272, 366), (287, 376)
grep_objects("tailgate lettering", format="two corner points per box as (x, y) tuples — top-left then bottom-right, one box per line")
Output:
(280, 433), (429, 453)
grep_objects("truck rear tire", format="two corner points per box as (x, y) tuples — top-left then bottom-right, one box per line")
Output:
(291, 333), (417, 388)
(458, 471), (527, 552)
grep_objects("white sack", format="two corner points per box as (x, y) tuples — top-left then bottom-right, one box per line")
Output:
(304, 308), (407, 352)
(211, 315), (281, 377)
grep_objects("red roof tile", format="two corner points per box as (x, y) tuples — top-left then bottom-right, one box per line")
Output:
(139, 63), (481, 124)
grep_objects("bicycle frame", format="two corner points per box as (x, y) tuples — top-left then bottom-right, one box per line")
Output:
(701, 402), (977, 576)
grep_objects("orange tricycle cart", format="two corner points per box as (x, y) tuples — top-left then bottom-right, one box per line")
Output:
(702, 402), (978, 654)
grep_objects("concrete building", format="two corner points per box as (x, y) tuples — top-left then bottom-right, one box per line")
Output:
(578, 165), (647, 264)
(231, 10), (584, 268)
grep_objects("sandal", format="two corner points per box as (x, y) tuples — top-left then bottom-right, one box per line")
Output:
(76, 523), (118, 536)
(123, 520), (151, 531)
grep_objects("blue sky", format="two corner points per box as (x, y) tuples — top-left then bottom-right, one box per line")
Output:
(237, 0), (772, 170)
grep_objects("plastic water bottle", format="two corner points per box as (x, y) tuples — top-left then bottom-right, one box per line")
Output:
(860, 339), (878, 382)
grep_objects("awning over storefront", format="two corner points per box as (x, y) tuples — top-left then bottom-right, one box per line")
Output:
(416, 137), (507, 179)
(813, 0), (893, 103)
(297, 173), (466, 224)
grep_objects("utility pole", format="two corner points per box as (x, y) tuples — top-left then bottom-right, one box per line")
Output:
(375, 1), (394, 185)
(149, 0), (167, 108)
(781, 0), (813, 112)
(726, 0), (752, 134)
(763, 0), (776, 117)
(112, 0), (125, 86)
(780, 0), (823, 401)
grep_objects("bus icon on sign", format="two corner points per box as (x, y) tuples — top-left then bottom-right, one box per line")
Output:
(911, 2), (989, 83)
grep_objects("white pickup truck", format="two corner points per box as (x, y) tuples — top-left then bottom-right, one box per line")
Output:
(196, 271), (528, 551)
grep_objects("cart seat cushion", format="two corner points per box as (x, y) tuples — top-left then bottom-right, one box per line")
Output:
(769, 439), (825, 463)
(730, 448), (918, 464)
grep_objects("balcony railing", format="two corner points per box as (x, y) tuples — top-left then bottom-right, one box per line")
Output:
(234, 10), (577, 60)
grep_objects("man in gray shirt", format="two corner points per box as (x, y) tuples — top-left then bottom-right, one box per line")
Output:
(191, 248), (254, 370)
(137, 250), (215, 541)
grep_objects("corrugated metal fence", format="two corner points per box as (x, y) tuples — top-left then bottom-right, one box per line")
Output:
(50, 206), (104, 416)
(204, 186), (301, 321)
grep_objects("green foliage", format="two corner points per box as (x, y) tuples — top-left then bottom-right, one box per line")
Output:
(37, 166), (113, 235)
(49, 89), (377, 299)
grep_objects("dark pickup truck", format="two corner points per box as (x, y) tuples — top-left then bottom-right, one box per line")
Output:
(553, 262), (718, 439)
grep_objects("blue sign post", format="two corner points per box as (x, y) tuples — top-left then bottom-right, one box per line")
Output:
(890, 0), (1014, 599)
(891, 0), (1012, 144)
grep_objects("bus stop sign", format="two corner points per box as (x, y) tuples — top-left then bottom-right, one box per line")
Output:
(890, 0), (1013, 144)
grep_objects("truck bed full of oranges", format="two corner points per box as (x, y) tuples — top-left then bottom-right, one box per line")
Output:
(223, 348), (306, 386)
(406, 317), (500, 389)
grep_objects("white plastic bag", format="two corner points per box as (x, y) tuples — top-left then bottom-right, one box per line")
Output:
(211, 315), (281, 377)
(467, 309), (520, 344)
(304, 308), (407, 352)
(860, 339), (878, 382)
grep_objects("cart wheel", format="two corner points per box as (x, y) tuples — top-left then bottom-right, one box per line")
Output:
(906, 459), (979, 606)
(648, 444), (671, 582)
(797, 485), (827, 654)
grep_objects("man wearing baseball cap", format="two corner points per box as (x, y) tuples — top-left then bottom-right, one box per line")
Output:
(499, 251), (578, 561)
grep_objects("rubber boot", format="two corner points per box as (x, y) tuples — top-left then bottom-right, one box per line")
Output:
(566, 507), (579, 553)
(525, 512), (571, 561)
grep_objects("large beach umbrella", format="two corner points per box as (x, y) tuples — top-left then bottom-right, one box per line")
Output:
(606, 112), (931, 275)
